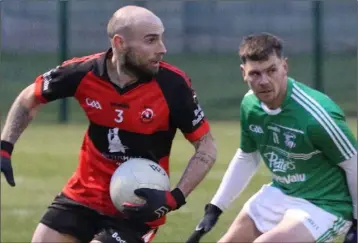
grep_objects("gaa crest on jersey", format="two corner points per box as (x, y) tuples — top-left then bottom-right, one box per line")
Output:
(249, 124), (264, 134)
(140, 108), (154, 123)
(283, 132), (296, 149)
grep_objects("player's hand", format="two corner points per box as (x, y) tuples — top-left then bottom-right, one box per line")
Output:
(0, 141), (15, 187)
(195, 203), (222, 233)
(186, 204), (222, 243)
(122, 188), (186, 222)
(343, 219), (357, 243)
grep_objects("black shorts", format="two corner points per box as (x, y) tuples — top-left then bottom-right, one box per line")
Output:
(40, 193), (156, 243)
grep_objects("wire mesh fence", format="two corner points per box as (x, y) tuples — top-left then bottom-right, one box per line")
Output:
(1, 0), (356, 123)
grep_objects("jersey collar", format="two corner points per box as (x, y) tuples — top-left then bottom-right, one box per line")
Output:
(96, 48), (155, 94)
(96, 48), (112, 81)
(260, 77), (294, 115)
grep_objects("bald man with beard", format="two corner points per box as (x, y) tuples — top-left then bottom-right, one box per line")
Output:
(0, 6), (217, 243)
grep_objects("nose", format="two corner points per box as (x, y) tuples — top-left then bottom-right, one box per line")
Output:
(259, 74), (270, 85)
(158, 41), (167, 54)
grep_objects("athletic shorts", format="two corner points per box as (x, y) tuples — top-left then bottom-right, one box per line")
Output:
(40, 193), (157, 243)
(243, 184), (352, 242)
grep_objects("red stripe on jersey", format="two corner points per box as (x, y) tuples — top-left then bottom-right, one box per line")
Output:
(184, 120), (210, 142)
(62, 132), (168, 228)
(1, 150), (11, 158)
(62, 132), (119, 215)
(159, 61), (191, 87)
(145, 217), (166, 229)
(34, 76), (48, 103)
(61, 52), (104, 67)
(158, 156), (169, 176)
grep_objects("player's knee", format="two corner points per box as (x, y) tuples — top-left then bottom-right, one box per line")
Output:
(220, 212), (260, 242)
(235, 211), (260, 233)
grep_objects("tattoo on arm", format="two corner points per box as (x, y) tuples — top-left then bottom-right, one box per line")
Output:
(1, 99), (36, 144)
(176, 132), (217, 197)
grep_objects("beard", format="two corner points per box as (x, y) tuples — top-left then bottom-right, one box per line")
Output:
(122, 50), (159, 80)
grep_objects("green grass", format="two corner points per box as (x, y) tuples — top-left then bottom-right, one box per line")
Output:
(1, 119), (356, 242)
(1, 52), (356, 123)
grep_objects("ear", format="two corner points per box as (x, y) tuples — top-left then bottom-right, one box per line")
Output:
(112, 34), (126, 52)
(282, 57), (288, 74)
(240, 64), (247, 82)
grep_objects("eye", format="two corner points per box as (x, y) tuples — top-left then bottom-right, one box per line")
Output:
(268, 68), (277, 74)
(146, 37), (157, 44)
(249, 71), (260, 78)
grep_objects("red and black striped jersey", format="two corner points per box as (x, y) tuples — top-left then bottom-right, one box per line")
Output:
(33, 48), (210, 227)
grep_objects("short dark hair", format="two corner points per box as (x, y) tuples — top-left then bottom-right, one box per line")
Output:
(239, 33), (284, 64)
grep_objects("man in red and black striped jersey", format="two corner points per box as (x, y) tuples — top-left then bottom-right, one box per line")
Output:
(0, 5), (217, 243)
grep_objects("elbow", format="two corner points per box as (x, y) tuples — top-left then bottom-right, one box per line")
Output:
(192, 131), (217, 167)
(199, 139), (217, 167)
(210, 141), (218, 165)
(19, 84), (42, 110)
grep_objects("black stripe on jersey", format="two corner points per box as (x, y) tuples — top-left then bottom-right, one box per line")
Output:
(88, 122), (176, 163)
(41, 59), (95, 102)
(155, 64), (205, 135)
(155, 67), (187, 129)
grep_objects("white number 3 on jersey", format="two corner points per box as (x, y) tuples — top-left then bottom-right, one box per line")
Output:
(114, 109), (124, 123)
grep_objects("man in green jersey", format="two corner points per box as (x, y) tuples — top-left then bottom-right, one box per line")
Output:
(188, 33), (357, 243)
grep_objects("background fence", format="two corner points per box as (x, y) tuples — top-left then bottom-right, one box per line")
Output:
(1, 0), (357, 123)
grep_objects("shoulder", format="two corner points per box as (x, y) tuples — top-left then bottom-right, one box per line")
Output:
(36, 52), (104, 84)
(156, 61), (192, 89)
(58, 52), (105, 74)
(41, 52), (106, 81)
(291, 80), (345, 118)
(240, 90), (259, 112)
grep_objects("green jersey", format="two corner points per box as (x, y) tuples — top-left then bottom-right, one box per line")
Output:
(240, 77), (357, 219)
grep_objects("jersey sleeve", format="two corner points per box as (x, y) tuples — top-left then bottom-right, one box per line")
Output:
(34, 62), (88, 103)
(240, 102), (258, 153)
(170, 78), (210, 142)
(308, 110), (357, 164)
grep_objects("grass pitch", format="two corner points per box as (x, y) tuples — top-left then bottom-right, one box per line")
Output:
(1, 119), (356, 242)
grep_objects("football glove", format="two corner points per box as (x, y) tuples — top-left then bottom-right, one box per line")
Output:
(343, 219), (357, 243)
(0, 141), (15, 187)
(122, 188), (186, 222)
(186, 203), (223, 243)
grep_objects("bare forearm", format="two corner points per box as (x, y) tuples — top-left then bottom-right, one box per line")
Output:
(176, 132), (217, 197)
(1, 84), (41, 144)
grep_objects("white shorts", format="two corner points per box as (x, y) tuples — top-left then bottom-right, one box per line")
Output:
(243, 184), (352, 242)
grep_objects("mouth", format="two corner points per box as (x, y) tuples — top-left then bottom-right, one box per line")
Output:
(150, 60), (160, 67)
(259, 90), (273, 94)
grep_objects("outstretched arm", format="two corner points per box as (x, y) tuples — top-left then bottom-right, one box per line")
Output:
(1, 84), (41, 144)
(185, 148), (261, 243)
(210, 148), (260, 210)
(339, 153), (357, 219)
(176, 131), (217, 197)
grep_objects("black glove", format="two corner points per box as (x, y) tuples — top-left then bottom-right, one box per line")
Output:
(122, 188), (186, 222)
(1, 141), (15, 186)
(186, 203), (223, 243)
(196, 203), (222, 232)
(343, 219), (357, 243)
